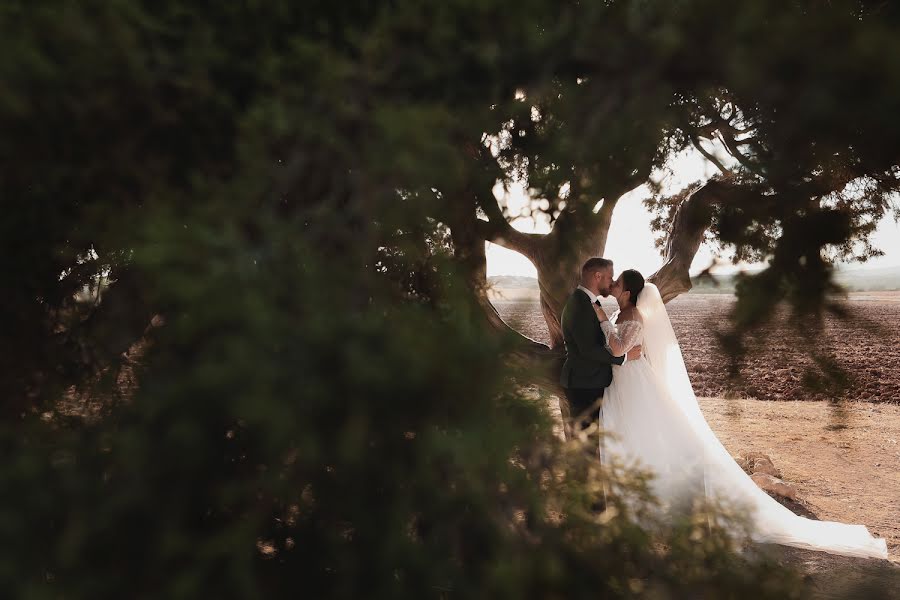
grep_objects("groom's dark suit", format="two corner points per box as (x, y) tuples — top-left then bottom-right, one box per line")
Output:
(559, 288), (625, 430)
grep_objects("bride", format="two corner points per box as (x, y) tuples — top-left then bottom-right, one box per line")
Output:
(592, 269), (888, 559)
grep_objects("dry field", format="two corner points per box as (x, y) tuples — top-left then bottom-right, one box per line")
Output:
(493, 291), (900, 403)
(700, 397), (900, 562)
(699, 398), (900, 595)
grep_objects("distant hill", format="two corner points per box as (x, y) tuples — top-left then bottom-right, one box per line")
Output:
(487, 275), (540, 290)
(489, 265), (900, 296)
(486, 276), (539, 301)
(691, 265), (900, 294)
(835, 265), (900, 291)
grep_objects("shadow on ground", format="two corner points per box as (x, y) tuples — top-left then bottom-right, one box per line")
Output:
(762, 545), (900, 599)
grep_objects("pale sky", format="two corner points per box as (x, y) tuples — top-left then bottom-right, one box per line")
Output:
(486, 148), (900, 278)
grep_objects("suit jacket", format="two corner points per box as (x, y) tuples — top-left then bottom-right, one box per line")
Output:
(559, 288), (625, 389)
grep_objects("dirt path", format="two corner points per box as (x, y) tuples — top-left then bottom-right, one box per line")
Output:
(697, 397), (900, 561)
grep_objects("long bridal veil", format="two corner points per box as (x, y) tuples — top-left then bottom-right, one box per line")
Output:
(636, 283), (888, 559)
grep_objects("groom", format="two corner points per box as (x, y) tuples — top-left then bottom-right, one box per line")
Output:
(559, 257), (641, 437)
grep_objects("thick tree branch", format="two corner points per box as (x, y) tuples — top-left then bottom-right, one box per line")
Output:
(550, 168), (641, 246)
(466, 142), (545, 257)
(450, 204), (565, 396)
(649, 181), (722, 303)
(473, 214), (543, 257)
(479, 295), (565, 395)
(473, 180), (515, 232)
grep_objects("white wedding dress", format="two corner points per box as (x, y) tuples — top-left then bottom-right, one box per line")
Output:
(599, 283), (888, 559)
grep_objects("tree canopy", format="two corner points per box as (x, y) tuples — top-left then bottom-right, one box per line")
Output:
(1, 1), (899, 597)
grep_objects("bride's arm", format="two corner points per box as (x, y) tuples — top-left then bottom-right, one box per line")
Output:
(599, 320), (643, 357)
(592, 304), (643, 356)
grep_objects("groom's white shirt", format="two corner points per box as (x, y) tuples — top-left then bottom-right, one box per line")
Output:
(576, 284), (598, 304)
(576, 285), (627, 364)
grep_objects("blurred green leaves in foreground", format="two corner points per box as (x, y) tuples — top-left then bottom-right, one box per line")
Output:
(0, 203), (805, 597)
(1, 1), (899, 597)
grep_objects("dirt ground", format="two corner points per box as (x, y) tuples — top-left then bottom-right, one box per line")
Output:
(534, 392), (900, 594)
(667, 292), (900, 403)
(701, 397), (900, 596)
(540, 394), (900, 561)
(698, 397), (900, 561)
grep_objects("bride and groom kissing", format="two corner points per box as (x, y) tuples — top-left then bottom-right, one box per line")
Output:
(558, 257), (888, 559)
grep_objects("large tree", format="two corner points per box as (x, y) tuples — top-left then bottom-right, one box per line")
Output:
(3, 1), (900, 407)
(442, 1), (900, 394)
(2, 1), (900, 596)
(2, 0), (899, 409)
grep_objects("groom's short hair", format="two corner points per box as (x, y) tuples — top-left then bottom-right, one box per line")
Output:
(582, 257), (613, 275)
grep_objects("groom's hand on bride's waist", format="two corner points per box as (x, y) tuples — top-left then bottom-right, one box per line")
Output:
(626, 345), (642, 361)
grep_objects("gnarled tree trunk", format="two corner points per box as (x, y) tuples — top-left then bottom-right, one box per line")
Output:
(470, 181), (721, 398)
(647, 181), (722, 302)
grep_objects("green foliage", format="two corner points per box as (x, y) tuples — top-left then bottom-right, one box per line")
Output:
(0, 201), (805, 596)
(1, 0), (896, 597)
(635, 1), (900, 381)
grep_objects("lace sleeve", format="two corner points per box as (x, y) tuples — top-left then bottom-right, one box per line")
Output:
(600, 320), (642, 357)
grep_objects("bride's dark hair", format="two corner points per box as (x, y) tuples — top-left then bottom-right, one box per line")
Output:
(621, 269), (645, 306)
